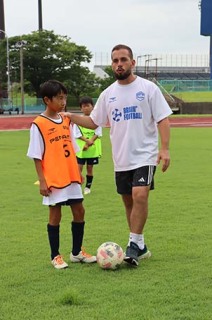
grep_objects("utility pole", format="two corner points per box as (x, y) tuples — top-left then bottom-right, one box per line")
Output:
(15, 40), (27, 114)
(20, 46), (24, 114)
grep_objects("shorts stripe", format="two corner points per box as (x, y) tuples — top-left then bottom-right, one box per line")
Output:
(147, 165), (154, 185)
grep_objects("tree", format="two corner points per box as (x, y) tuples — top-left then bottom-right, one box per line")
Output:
(1, 30), (99, 98)
(98, 66), (115, 91)
(65, 65), (100, 101)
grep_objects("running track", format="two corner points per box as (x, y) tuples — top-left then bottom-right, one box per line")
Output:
(0, 115), (212, 130)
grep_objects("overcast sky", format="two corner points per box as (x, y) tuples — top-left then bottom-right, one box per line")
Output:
(3, 0), (210, 65)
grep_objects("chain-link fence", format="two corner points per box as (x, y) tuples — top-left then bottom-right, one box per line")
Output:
(159, 80), (212, 93)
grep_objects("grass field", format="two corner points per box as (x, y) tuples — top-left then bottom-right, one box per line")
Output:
(0, 128), (211, 320)
(173, 91), (212, 103)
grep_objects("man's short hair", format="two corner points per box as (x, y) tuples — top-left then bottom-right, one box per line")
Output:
(111, 44), (134, 59)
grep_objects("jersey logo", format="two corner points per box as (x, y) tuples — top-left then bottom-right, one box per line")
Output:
(109, 97), (117, 103)
(136, 91), (145, 101)
(48, 127), (56, 135)
(112, 108), (122, 122)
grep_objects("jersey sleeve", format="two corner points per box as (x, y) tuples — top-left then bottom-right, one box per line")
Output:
(70, 124), (80, 153)
(90, 92), (109, 127)
(94, 126), (102, 137)
(26, 123), (44, 160)
(72, 123), (82, 138)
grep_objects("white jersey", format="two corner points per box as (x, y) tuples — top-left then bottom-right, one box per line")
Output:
(27, 115), (83, 206)
(90, 76), (172, 171)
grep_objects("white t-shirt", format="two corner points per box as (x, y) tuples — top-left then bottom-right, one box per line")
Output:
(27, 115), (83, 205)
(90, 76), (172, 171)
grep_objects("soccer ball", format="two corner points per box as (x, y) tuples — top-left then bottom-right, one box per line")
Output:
(96, 242), (124, 270)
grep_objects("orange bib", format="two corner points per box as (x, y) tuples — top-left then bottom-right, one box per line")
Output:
(33, 115), (81, 188)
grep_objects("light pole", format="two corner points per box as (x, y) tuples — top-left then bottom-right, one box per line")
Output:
(136, 54), (150, 75)
(15, 40), (27, 114)
(136, 55), (142, 74)
(144, 55), (153, 78)
(145, 58), (162, 81)
(0, 29), (11, 106)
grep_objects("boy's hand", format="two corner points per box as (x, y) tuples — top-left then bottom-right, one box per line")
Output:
(39, 180), (51, 197)
(86, 139), (93, 146)
(83, 144), (89, 150)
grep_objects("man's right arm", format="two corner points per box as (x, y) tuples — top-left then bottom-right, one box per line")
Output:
(65, 113), (98, 129)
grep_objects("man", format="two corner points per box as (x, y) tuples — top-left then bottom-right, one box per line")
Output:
(65, 44), (172, 266)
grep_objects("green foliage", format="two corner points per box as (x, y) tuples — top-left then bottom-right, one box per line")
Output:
(0, 30), (100, 99)
(0, 128), (211, 320)
(64, 66), (101, 102)
(98, 66), (115, 91)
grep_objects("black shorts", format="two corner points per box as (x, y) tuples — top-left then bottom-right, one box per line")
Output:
(115, 165), (156, 195)
(77, 157), (99, 165)
(49, 198), (83, 207)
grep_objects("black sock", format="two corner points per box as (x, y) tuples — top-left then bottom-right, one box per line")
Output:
(71, 221), (85, 255)
(86, 175), (93, 189)
(47, 224), (60, 260)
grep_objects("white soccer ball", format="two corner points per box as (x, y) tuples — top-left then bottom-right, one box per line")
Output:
(96, 242), (124, 270)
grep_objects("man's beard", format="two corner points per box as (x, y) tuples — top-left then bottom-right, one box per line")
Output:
(114, 69), (131, 80)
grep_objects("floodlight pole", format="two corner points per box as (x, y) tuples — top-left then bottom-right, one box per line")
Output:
(136, 54), (151, 76)
(144, 55), (152, 78)
(145, 57), (162, 80)
(38, 0), (43, 30)
(136, 56), (142, 75)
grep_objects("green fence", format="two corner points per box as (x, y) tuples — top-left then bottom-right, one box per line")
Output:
(1, 80), (212, 113)
(159, 80), (212, 93)
(0, 96), (79, 113)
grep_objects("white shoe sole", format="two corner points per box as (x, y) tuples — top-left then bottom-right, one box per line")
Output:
(138, 250), (151, 260)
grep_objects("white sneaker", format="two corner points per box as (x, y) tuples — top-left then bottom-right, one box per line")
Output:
(84, 187), (91, 195)
(51, 255), (68, 269)
(70, 249), (96, 263)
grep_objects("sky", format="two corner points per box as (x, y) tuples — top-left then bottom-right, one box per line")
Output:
(3, 0), (210, 67)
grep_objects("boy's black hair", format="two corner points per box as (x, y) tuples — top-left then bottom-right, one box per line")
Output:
(79, 96), (94, 107)
(40, 80), (68, 101)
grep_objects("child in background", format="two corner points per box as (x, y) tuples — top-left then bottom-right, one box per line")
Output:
(73, 96), (102, 195)
(27, 80), (96, 269)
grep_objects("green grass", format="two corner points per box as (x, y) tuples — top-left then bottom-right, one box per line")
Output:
(171, 114), (211, 118)
(0, 128), (211, 320)
(173, 91), (212, 102)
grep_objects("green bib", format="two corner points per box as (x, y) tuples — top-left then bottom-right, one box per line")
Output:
(76, 126), (102, 159)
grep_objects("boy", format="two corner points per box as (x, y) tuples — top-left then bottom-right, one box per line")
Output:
(73, 96), (102, 195)
(27, 80), (96, 269)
